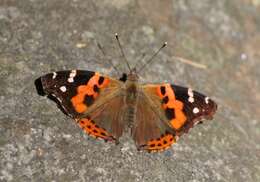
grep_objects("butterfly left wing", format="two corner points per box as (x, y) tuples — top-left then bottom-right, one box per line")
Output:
(133, 83), (217, 152)
(35, 70), (126, 142)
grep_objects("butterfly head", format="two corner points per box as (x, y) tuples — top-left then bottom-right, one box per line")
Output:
(128, 68), (139, 81)
(119, 68), (139, 82)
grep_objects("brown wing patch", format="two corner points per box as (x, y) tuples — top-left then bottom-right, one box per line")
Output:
(71, 75), (125, 142)
(132, 89), (177, 152)
(83, 94), (126, 141)
(72, 77), (125, 142)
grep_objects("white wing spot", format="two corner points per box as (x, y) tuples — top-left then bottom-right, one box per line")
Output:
(67, 70), (77, 83)
(68, 77), (74, 83)
(70, 70), (77, 77)
(205, 97), (209, 104)
(188, 97), (194, 103)
(188, 88), (195, 103)
(60, 86), (67, 92)
(52, 72), (57, 79)
(188, 88), (194, 97)
(193, 107), (200, 114)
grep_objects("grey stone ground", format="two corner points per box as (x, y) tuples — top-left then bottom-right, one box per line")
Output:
(0, 0), (259, 181)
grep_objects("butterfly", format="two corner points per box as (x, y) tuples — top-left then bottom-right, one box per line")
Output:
(35, 34), (217, 152)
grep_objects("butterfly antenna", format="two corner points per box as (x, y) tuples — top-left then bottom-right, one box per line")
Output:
(115, 33), (131, 71)
(97, 42), (120, 75)
(137, 42), (167, 73)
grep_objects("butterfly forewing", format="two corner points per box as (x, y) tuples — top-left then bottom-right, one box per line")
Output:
(40, 70), (97, 118)
(170, 84), (217, 135)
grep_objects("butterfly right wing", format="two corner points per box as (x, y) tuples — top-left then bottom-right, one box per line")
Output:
(132, 83), (217, 152)
(132, 92), (177, 152)
(132, 84), (179, 152)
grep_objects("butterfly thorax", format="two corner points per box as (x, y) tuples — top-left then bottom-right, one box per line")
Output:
(125, 70), (139, 106)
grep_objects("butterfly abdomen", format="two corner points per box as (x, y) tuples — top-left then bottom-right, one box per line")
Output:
(123, 80), (139, 126)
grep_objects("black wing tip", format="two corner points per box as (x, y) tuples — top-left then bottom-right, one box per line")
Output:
(208, 99), (218, 118)
(34, 77), (46, 96)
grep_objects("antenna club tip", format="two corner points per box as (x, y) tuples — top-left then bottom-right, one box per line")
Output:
(115, 33), (118, 37)
(164, 42), (167, 46)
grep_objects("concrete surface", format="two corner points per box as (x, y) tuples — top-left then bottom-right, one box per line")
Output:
(0, 0), (259, 181)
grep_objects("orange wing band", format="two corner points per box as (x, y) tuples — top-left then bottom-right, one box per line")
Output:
(157, 84), (187, 130)
(146, 134), (176, 152)
(71, 73), (110, 113)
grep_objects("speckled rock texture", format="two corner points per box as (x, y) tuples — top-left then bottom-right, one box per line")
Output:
(0, 0), (259, 181)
